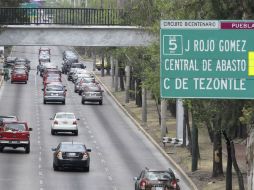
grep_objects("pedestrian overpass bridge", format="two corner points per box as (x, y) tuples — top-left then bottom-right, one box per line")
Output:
(0, 8), (154, 46)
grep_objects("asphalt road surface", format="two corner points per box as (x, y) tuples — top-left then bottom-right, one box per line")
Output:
(0, 46), (191, 190)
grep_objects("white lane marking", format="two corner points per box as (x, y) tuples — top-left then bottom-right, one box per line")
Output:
(40, 180), (43, 185)
(38, 164), (42, 169)
(108, 176), (112, 181)
(96, 146), (99, 149)
(93, 141), (97, 144)
(40, 188), (44, 190)
(39, 157), (41, 162)
(90, 135), (94, 138)
(101, 159), (106, 164)
(105, 167), (109, 172)
(38, 140), (41, 144)
(39, 171), (43, 176)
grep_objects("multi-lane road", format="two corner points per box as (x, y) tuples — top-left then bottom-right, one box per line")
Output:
(0, 46), (191, 190)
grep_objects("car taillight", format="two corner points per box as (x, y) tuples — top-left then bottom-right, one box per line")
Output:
(57, 151), (63, 159)
(73, 121), (77, 125)
(171, 179), (177, 189)
(140, 179), (147, 190)
(54, 120), (58, 125)
(82, 152), (88, 160)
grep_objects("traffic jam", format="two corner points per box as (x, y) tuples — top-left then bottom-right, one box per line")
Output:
(0, 47), (182, 190)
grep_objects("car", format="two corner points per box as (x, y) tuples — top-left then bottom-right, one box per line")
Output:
(43, 76), (61, 86)
(11, 69), (28, 84)
(81, 83), (103, 105)
(74, 77), (95, 93)
(40, 62), (58, 77)
(4, 56), (17, 68)
(0, 121), (32, 153)
(15, 58), (31, 71)
(39, 53), (50, 63)
(0, 115), (18, 129)
(39, 47), (51, 55)
(50, 112), (79, 135)
(67, 63), (86, 80)
(42, 82), (67, 104)
(134, 168), (180, 190)
(52, 142), (91, 171)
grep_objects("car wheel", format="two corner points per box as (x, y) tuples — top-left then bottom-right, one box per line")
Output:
(84, 166), (89, 172)
(79, 91), (82, 96)
(25, 144), (30, 153)
(0, 146), (4, 152)
(24, 81), (27, 84)
(62, 100), (65, 105)
(99, 100), (103, 105)
(81, 100), (85, 105)
(11, 81), (13, 84)
(43, 100), (46, 104)
(74, 130), (78, 136)
(53, 163), (59, 171)
(51, 130), (55, 135)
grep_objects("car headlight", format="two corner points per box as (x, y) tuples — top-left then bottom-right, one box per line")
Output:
(57, 151), (63, 159)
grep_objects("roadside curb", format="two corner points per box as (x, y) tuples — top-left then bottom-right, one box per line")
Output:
(0, 75), (3, 88)
(95, 74), (199, 190)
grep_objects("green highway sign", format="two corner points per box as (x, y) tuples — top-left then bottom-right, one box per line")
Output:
(160, 20), (254, 99)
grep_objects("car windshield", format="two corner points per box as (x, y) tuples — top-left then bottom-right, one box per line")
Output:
(145, 171), (173, 181)
(46, 85), (64, 91)
(4, 123), (26, 132)
(60, 144), (85, 152)
(56, 113), (75, 119)
(14, 70), (26, 74)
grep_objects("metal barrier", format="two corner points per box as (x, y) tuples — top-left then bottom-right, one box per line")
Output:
(162, 137), (183, 154)
(0, 8), (131, 25)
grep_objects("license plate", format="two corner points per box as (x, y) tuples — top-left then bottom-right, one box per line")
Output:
(155, 187), (163, 190)
(67, 153), (76, 157)
(11, 141), (18, 144)
(63, 121), (68, 124)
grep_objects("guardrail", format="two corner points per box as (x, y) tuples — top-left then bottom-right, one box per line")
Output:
(0, 8), (131, 25)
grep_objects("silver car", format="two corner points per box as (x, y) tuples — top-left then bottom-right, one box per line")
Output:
(81, 83), (103, 105)
(42, 82), (67, 104)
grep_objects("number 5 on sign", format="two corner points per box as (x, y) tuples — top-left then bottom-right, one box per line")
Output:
(163, 35), (183, 55)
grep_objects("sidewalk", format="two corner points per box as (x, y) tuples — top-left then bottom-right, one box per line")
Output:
(96, 73), (247, 190)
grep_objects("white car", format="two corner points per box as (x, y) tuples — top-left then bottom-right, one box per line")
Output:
(50, 112), (79, 136)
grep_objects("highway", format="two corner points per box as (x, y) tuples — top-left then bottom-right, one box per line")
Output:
(0, 46), (191, 190)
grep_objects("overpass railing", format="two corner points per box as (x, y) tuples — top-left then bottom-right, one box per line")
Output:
(0, 8), (131, 25)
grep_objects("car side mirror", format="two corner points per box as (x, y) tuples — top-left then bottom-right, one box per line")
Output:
(29, 128), (33, 131)
(86, 148), (91, 152)
(65, 89), (67, 91)
(77, 118), (80, 120)
(51, 148), (56, 151)
(176, 178), (179, 182)
(41, 88), (44, 91)
(133, 177), (138, 181)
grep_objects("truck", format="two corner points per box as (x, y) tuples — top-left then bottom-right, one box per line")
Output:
(0, 121), (32, 153)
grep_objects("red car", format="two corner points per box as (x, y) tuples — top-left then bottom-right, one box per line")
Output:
(43, 76), (61, 86)
(0, 121), (32, 153)
(134, 168), (180, 190)
(11, 69), (28, 84)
